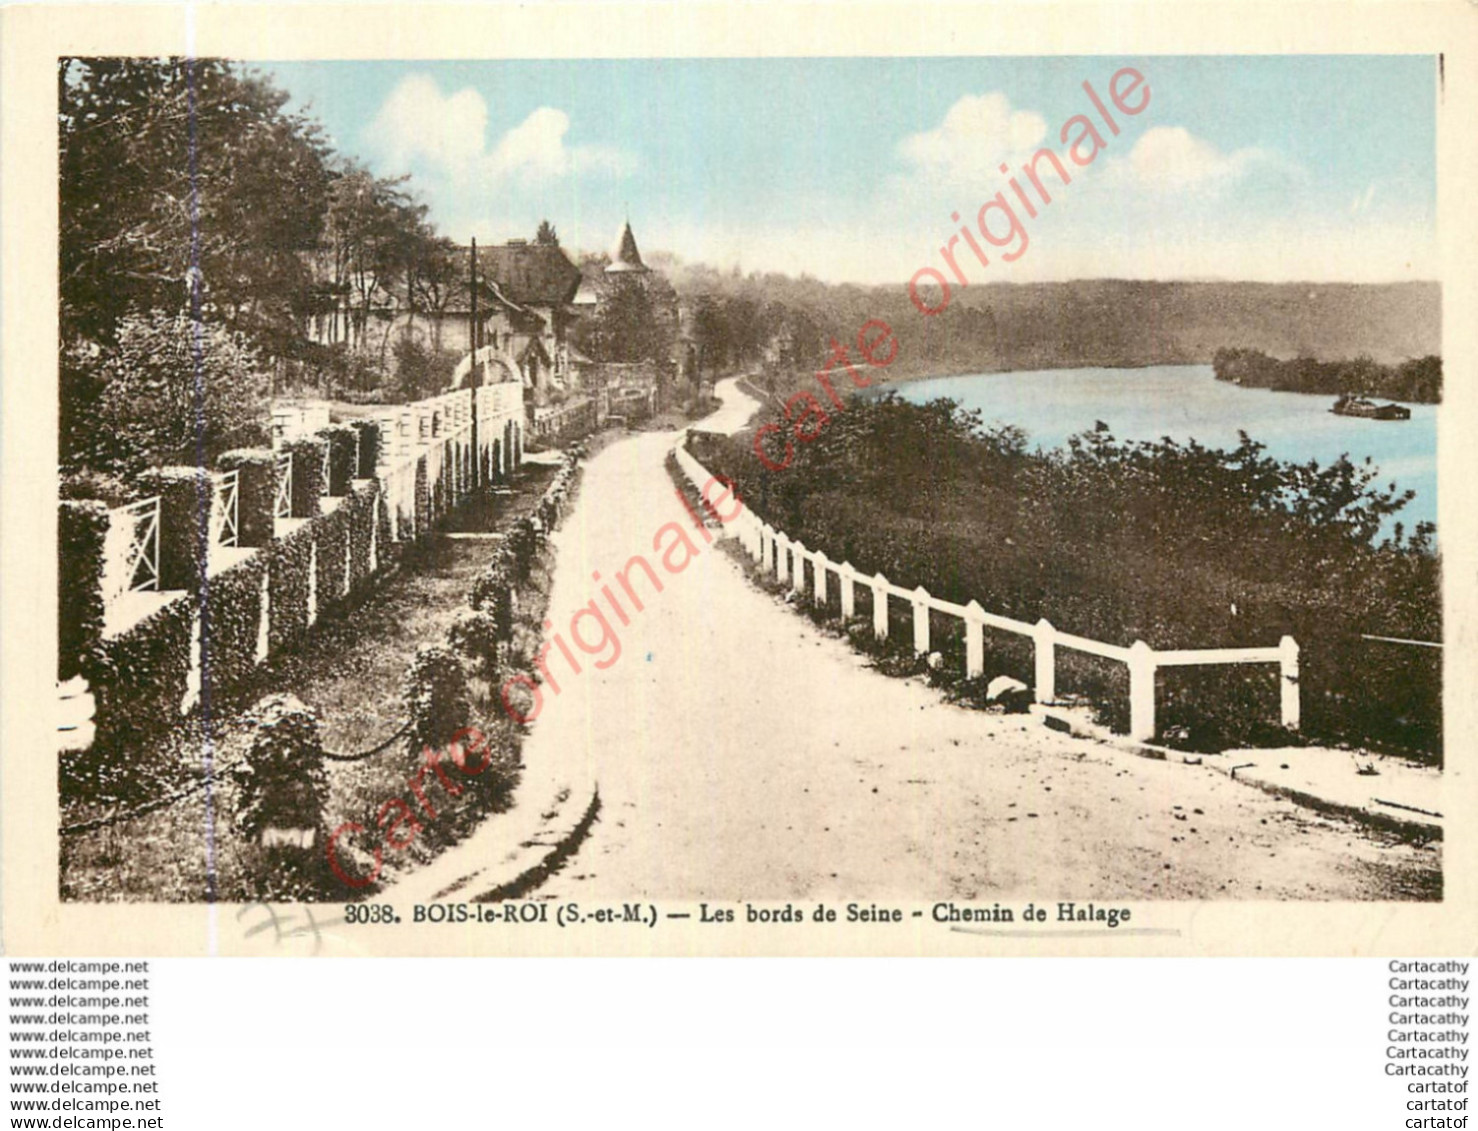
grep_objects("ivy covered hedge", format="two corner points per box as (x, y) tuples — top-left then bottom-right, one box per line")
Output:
(280, 437), (325, 518)
(135, 467), (207, 590)
(217, 449), (278, 547)
(316, 425), (358, 496)
(205, 552), (269, 704)
(349, 419), (381, 478)
(231, 693), (328, 839)
(87, 595), (194, 753)
(59, 500), (108, 680)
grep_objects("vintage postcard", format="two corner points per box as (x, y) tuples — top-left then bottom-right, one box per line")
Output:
(3, 1), (1475, 956)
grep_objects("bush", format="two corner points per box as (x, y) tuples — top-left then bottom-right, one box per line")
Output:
(448, 608), (501, 682)
(696, 396), (1441, 756)
(231, 693), (329, 840)
(280, 437), (325, 518)
(65, 310), (270, 477)
(58, 501), (109, 680)
(401, 645), (471, 757)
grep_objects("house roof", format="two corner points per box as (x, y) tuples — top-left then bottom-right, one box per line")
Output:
(606, 221), (648, 275)
(471, 240), (583, 306)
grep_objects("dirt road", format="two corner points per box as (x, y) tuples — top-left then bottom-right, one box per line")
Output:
(522, 379), (1438, 902)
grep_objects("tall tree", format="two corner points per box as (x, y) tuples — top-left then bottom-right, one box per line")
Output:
(59, 58), (332, 351)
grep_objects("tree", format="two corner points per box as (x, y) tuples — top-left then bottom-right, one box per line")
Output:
(59, 58), (332, 353)
(68, 310), (269, 476)
(535, 219), (560, 247)
(575, 274), (677, 368)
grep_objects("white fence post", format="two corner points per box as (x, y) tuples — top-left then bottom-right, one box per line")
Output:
(814, 551), (828, 606)
(840, 563), (856, 621)
(965, 600), (985, 678)
(912, 587), (930, 655)
(1033, 618), (1057, 703)
(872, 573), (890, 640)
(776, 533), (790, 585)
(1128, 639), (1156, 742)
(1280, 635), (1301, 731)
(791, 541), (806, 594)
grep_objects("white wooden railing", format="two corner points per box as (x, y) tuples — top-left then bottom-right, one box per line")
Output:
(210, 469), (239, 548)
(675, 438), (1299, 743)
(102, 496), (161, 604)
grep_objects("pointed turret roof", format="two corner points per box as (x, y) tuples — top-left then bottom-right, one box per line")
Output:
(606, 220), (648, 274)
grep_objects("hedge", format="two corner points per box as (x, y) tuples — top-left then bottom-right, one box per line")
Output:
(349, 419), (381, 478)
(86, 594), (194, 753)
(280, 437), (325, 519)
(204, 552), (269, 707)
(315, 425), (358, 497)
(135, 467), (208, 591)
(58, 500), (109, 680)
(217, 449), (278, 548)
(267, 519), (314, 653)
(414, 455), (431, 540)
(231, 694), (329, 840)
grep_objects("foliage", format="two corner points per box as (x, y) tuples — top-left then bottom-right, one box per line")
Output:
(535, 219), (560, 247)
(574, 273), (678, 370)
(1213, 348), (1442, 404)
(58, 501), (110, 680)
(448, 608), (502, 682)
(401, 645), (471, 758)
(64, 311), (269, 476)
(699, 395), (1441, 756)
(392, 336), (460, 401)
(231, 694), (329, 839)
(60, 58), (331, 350)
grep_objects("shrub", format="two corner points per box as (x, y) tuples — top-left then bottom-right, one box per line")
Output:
(58, 501), (109, 680)
(401, 645), (471, 758)
(448, 608), (501, 682)
(216, 449), (278, 547)
(231, 693), (329, 840)
(67, 310), (270, 477)
(280, 437), (325, 518)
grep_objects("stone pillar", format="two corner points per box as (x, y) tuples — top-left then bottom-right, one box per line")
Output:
(1279, 635), (1301, 731)
(1033, 618), (1057, 703)
(871, 574), (889, 640)
(839, 563), (856, 621)
(965, 601), (986, 678)
(1128, 640), (1157, 742)
(911, 587), (930, 655)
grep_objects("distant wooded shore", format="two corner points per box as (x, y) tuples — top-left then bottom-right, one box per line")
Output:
(1210, 348), (1441, 405)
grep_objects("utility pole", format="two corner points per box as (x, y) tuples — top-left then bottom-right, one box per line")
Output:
(469, 237), (480, 487)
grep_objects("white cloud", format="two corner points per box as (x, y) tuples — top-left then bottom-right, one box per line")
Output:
(898, 93), (1048, 188)
(369, 75), (488, 172)
(366, 74), (634, 186)
(1113, 126), (1269, 192)
(488, 106), (634, 182)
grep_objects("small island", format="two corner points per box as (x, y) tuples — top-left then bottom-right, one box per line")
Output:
(1212, 348), (1441, 404)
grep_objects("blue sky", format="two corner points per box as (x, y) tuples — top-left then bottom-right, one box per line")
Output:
(265, 56), (1437, 284)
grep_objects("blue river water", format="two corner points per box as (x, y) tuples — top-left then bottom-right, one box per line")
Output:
(887, 365), (1438, 534)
